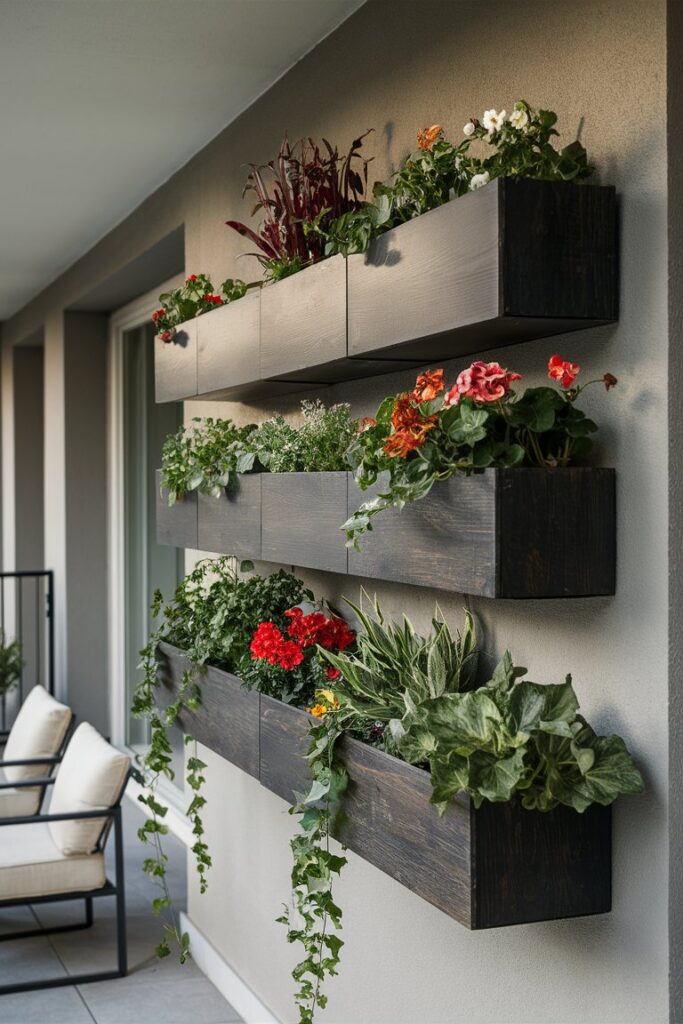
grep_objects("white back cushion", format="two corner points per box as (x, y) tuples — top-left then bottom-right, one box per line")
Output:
(49, 723), (130, 855)
(4, 686), (71, 783)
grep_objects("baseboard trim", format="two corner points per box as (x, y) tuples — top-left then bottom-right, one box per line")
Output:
(180, 912), (280, 1024)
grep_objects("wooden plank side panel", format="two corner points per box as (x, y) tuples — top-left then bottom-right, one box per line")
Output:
(347, 182), (500, 361)
(501, 179), (618, 321)
(155, 470), (198, 549)
(157, 643), (260, 779)
(472, 798), (611, 928)
(261, 473), (348, 573)
(196, 291), (260, 397)
(348, 472), (498, 596)
(339, 738), (472, 926)
(197, 475), (262, 559)
(260, 255), (347, 382)
(498, 468), (616, 598)
(154, 321), (198, 402)
(258, 695), (311, 802)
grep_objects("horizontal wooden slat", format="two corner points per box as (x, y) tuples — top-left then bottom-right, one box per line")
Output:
(154, 322), (197, 402)
(261, 473), (348, 573)
(155, 470), (197, 549)
(198, 476), (262, 560)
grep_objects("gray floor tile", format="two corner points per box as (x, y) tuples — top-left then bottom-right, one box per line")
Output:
(0, 985), (94, 1024)
(0, 934), (67, 985)
(79, 975), (241, 1024)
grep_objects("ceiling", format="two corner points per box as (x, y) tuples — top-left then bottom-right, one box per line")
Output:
(0, 0), (365, 320)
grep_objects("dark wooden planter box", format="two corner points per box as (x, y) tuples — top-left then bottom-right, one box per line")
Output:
(348, 467), (616, 598)
(156, 643), (260, 779)
(258, 694), (612, 928)
(157, 467), (615, 598)
(154, 322), (198, 403)
(347, 178), (618, 363)
(197, 476), (262, 559)
(155, 470), (198, 549)
(261, 473), (348, 573)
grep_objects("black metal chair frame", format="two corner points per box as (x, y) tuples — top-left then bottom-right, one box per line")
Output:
(0, 770), (130, 995)
(0, 713), (77, 817)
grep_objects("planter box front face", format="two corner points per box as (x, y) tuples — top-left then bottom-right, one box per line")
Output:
(348, 468), (616, 598)
(154, 321), (197, 402)
(196, 291), (260, 399)
(261, 473), (348, 573)
(260, 255), (347, 382)
(348, 179), (618, 363)
(157, 643), (260, 779)
(155, 470), (198, 549)
(198, 476), (262, 560)
(348, 472), (498, 596)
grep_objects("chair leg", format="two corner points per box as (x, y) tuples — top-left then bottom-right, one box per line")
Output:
(0, 899), (94, 943)
(114, 804), (127, 977)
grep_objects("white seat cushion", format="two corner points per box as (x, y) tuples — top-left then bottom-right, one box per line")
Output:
(49, 723), (129, 856)
(0, 766), (42, 818)
(4, 686), (71, 783)
(0, 822), (105, 901)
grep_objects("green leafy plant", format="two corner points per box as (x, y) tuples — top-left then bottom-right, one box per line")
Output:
(321, 600), (643, 817)
(344, 356), (618, 546)
(0, 630), (22, 697)
(160, 417), (257, 505)
(226, 132), (372, 282)
(132, 558), (312, 959)
(153, 273), (259, 342)
(236, 400), (358, 474)
(315, 101), (593, 257)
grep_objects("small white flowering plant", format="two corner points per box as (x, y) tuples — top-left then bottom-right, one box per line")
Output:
(315, 101), (593, 256)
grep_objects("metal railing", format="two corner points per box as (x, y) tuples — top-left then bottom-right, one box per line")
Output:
(0, 570), (55, 732)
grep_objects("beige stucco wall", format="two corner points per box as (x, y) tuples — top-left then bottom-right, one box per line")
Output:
(1, 0), (674, 1021)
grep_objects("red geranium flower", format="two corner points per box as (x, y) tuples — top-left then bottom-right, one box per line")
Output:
(186, 274), (197, 283)
(326, 666), (341, 681)
(548, 355), (580, 389)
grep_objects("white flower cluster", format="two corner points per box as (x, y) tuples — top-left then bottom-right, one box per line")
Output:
(463, 101), (530, 138)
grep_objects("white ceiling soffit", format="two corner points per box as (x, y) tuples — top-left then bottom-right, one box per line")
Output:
(0, 0), (366, 320)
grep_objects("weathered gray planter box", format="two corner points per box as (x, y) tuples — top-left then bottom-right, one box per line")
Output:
(347, 178), (618, 363)
(259, 254), (348, 384)
(261, 472), (348, 573)
(348, 467), (616, 598)
(196, 291), (261, 400)
(155, 470), (198, 549)
(197, 476), (262, 560)
(258, 694), (612, 929)
(154, 322), (198, 402)
(156, 642), (260, 779)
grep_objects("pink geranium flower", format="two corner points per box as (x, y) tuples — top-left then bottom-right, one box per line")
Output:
(445, 361), (522, 405)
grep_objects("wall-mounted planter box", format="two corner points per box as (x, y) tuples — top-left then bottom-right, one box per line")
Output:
(156, 643), (260, 779)
(198, 476), (262, 560)
(157, 467), (616, 598)
(154, 322), (198, 403)
(348, 467), (616, 598)
(258, 694), (612, 928)
(192, 290), (305, 401)
(157, 654), (612, 927)
(261, 473), (348, 573)
(155, 470), (198, 549)
(348, 178), (618, 363)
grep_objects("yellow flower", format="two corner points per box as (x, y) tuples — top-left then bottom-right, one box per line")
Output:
(308, 704), (328, 718)
(318, 689), (340, 709)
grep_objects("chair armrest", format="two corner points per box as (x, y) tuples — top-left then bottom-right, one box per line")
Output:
(0, 807), (118, 827)
(0, 777), (55, 790)
(0, 756), (59, 768)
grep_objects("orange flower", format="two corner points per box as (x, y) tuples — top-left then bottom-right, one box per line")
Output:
(412, 368), (445, 403)
(391, 395), (423, 431)
(308, 703), (328, 718)
(417, 124), (443, 150)
(358, 416), (377, 432)
(383, 421), (436, 458)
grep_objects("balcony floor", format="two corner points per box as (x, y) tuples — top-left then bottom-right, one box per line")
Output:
(0, 797), (243, 1024)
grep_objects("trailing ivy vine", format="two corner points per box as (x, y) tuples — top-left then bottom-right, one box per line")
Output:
(279, 707), (348, 1024)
